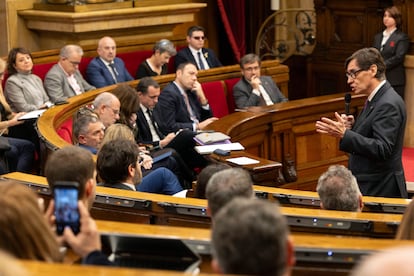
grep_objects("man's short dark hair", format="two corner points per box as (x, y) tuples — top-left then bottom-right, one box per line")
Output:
(345, 47), (386, 80)
(97, 139), (139, 184)
(176, 61), (197, 72)
(45, 146), (95, 197)
(187, 25), (205, 37)
(206, 168), (254, 217)
(136, 77), (160, 95)
(195, 163), (231, 199)
(212, 198), (289, 276)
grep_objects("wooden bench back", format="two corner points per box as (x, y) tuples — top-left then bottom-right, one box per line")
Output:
(2, 172), (401, 238)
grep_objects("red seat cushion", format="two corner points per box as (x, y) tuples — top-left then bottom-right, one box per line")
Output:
(224, 78), (240, 113)
(32, 62), (56, 81)
(79, 56), (93, 79)
(57, 117), (73, 144)
(201, 81), (229, 118)
(117, 50), (152, 78)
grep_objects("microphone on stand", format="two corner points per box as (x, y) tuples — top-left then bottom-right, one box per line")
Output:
(344, 93), (351, 115)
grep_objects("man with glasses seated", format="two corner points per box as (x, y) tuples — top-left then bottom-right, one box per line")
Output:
(233, 53), (288, 109)
(175, 25), (222, 70)
(91, 92), (120, 128)
(44, 44), (95, 104)
(316, 47), (407, 198)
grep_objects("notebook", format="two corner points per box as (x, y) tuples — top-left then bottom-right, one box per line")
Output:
(194, 131), (230, 145)
(100, 233), (201, 272)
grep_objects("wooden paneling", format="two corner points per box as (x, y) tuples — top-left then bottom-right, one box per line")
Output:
(210, 93), (366, 190)
(307, 0), (390, 97)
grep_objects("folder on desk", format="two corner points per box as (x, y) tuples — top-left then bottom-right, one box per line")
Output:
(195, 142), (245, 154)
(194, 131), (230, 145)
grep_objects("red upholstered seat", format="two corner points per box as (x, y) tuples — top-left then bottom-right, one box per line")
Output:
(201, 81), (229, 118)
(224, 78), (240, 113)
(117, 50), (152, 78)
(57, 117), (73, 144)
(32, 62), (56, 81)
(78, 56), (93, 79)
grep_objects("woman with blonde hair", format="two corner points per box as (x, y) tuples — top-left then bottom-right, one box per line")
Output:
(0, 181), (62, 261)
(0, 59), (35, 173)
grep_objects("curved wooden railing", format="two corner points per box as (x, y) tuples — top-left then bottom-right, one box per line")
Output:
(36, 58), (366, 191)
(208, 93), (367, 190)
(36, 59), (289, 149)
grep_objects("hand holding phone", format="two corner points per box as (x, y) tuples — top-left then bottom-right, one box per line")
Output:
(53, 181), (80, 236)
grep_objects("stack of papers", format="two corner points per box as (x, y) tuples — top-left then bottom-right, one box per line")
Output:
(227, 157), (260, 165)
(194, 132), (231, 145)
(195, 142), (245, 155)
(17, 109), (47, 121)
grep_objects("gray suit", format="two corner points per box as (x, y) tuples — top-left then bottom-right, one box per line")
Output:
(44, 64), (95, 103)
(5, 73), (50, 112)
(233, 76), (288, 109)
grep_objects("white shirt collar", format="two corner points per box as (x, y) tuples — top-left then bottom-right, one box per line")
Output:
(122, 182), (136, 191)
(367, 80), (386, 101)
(189, 45), (202, 55)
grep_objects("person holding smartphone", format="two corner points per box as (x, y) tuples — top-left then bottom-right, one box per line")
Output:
(45, 146), (112, 265)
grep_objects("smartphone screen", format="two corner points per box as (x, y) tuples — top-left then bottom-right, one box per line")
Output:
(54, 182), (80, 235)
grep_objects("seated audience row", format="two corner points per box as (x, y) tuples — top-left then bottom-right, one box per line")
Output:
(1, 144), (413, 275)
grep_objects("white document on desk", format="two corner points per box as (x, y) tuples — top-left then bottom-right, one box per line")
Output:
(195, 142), (245, 154)
(227, 157), (260, 165)
(17, 109), (47, 121)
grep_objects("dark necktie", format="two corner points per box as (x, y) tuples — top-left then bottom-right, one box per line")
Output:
(360, 100), (370, 117)
(147, 109), (164, 139)
(197, 51), (205, 70)
(108, 63), (119, 83)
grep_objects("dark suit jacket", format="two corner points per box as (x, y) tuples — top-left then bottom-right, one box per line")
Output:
(136, 108), (164, 147)
(86, 57), (133, 88)
(154, 82), (213, 134)
(233, 76), (288, 108)
(339, 81), (407, 198)
(174, 47), (222, 70)
(373, 30), (409, 87)
(135, 109), (206, 171)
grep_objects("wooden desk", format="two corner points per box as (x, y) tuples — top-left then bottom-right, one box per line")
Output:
(210, 151), (283, 186)
(209, 92), (367, 191)
(21, 220), (414, 276)
(2, 172), (402, 238)
(20, 260), (217, 276)
(254, 185), (412, 214)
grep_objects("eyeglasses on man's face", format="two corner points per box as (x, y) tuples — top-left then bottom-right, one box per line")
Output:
(345, 68), (366, 79)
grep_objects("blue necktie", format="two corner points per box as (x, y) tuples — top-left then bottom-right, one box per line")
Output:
(108, 63), (118, 83)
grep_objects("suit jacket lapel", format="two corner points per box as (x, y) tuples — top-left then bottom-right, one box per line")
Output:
(354, 83), (388, 129)
(202, 48), (211, 68)
(185, 48), (198, 68)
(137, 109), (151, 137)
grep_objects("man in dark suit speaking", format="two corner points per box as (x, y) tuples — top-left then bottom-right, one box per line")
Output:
(233, 53), (288, 109)
(316, 47), (407, 198)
